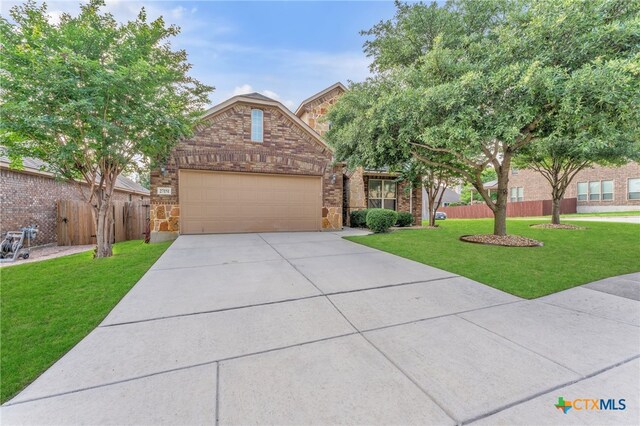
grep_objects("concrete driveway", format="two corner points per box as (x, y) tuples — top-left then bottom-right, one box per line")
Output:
(3, 230), (639, 425)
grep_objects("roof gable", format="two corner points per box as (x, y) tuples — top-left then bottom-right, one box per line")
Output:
(294, 82), (347, 117)
(200, 94), (333, 154)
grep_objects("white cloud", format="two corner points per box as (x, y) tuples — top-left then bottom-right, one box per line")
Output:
(232, 84), (254, 96)
(170, 6), (186, 19)
(262, 90), (295, 109)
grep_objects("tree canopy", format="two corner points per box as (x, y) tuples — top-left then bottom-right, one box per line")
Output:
(326, 0), (640, 236)
(1, 0), (213, 256)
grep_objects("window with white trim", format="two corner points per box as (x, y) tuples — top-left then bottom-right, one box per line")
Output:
(589, 181), (601, 201)
(510, 187), (524, 202)
(601, 180), (614, 201)
(368, 179), (396, 210)
(629, 178), (640, 200)
(579, 180), (615, 202)
(251, 109), (263, 142)
(577, 182), (588, 201)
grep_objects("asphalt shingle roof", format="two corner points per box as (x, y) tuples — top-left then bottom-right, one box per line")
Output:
(0, 148), (150, 195)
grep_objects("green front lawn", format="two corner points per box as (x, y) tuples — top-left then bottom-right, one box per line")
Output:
(0, 240), (171, 403)
(346, 219), (639, 299)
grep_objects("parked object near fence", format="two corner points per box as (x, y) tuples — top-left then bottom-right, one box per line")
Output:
(438, 198), (577, 219)
(56, 200), (149, 246)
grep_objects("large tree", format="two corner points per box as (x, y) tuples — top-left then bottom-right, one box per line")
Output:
(511, 0), (640, 224)
(327, 0), (639, 236)
(1, 0), (212, 257)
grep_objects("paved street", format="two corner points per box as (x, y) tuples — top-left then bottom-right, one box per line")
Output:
(2, 231), (638, 425)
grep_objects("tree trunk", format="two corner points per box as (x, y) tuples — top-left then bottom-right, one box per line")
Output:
(493, 205), (508, 236)
(550, 185), (569, 225)
(492, 153), (512, 236)
(93, 173), (117, 258)
(551, 197), (561, 225)
(94, 201), (113, 258)
(428, 193), (437, 227)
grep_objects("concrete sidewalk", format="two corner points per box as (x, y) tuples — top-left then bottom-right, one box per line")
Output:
(2, 231), (638, 425)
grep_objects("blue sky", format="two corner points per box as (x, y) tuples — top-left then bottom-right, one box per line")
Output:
(1, 1), (400, 109)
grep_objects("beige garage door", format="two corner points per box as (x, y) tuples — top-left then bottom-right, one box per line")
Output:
(179, 170), (322, 234)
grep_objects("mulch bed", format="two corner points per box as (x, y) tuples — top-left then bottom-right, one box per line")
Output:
(530, 223), (587, 230)
(460, 234), (543, 247)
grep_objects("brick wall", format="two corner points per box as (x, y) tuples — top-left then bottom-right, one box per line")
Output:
(0, 169), (148, 245)
(150, 101), (343, 236)
(508, 162), (640, 212)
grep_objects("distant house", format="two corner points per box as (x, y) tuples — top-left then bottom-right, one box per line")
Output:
(422, 187), (461, 219)
(0, 151), (150, 245)
(508, 162), (640, 213)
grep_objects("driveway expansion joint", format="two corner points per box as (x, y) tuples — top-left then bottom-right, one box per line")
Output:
(455, 314), (584, 377)
(535, 298), (640, 328)
(99, 276), (461, 328)
(463, 354), (640, 425)
(259, 233), (460, 422)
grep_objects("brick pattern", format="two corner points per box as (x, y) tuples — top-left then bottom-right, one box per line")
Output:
(0, 169), (148, 245)
(508, 162), (640, 211)
(151, 102), (343, 234)
(397, 180), (423, 225)
(297, 86), (345, 136)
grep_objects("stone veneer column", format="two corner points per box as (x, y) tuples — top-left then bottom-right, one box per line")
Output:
(150, 204), (180, 242)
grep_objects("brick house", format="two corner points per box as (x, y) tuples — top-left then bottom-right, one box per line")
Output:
(508, 162), (640, 213)
(149, 83), (421, 241)
(0, 152), (150, 245)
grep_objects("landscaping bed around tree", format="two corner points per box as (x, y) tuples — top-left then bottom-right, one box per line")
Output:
(345, 219), (639, 299)
(0, 240), (171, 403)
(530, 223), (587, 230)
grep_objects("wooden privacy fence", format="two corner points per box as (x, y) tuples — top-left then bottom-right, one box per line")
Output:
(438, 198), (577, 219)
(56, 200), (150, 246)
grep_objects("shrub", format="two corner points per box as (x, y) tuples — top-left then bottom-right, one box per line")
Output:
(366, 208), (398, 233)
(350, 209), (369, 228)
(396, 211), (414, 227)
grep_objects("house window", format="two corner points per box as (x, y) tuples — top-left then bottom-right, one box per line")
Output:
(251, 109), (263, 142)
(510, 187), (524, 202)
(580, 180), (615, 202)
(368, 179), (396, 210)
(629, 178), (640, 200)
(577, 182), (588, 201)
(601, 180), (614, 201)
(589, 181), (601, 201)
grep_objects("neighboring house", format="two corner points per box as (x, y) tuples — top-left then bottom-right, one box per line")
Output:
(422, 187), (460, 220)
(149, 83), (421, 241)
(508, 162), (640, 213)
(0, 152), (150, 245)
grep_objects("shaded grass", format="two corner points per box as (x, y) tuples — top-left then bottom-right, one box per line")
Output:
(0, 240), (171, 403)
(346, 219), (639, 299)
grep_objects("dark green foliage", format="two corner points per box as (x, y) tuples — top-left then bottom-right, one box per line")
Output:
(366, 209), (399, 233)
(396, 211), (414, 227)
(350, 209), (369, 228)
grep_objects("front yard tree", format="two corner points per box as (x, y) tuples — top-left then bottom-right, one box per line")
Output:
(0, 0), (212, 257)
(328, 0), (639, 236)
(511, 0), (640, 225)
